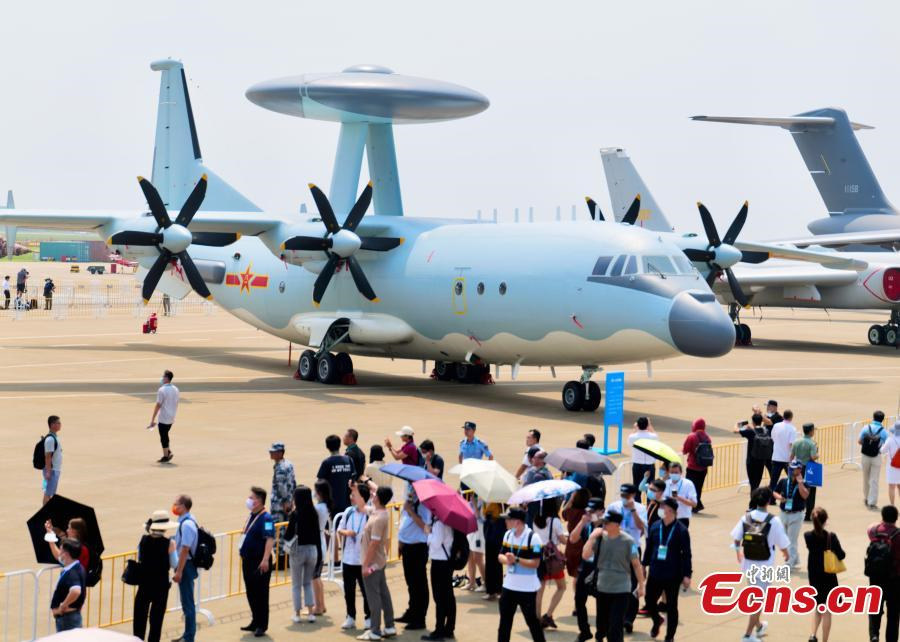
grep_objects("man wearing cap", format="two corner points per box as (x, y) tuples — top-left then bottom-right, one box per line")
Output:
(642, 498), (691, 642)
(773, 459), (810, 568)
(790, 423), (819, 521)
(269, 442), (296, 563)
(583, 509), (645, 642)
(569, 497), (604, 642)
(606, 484), (647, 633)
(762, 399), (783, 429)
(458, 421), (493, 463)
(497, 507), (546, 642)
(386, 426), (421, 466)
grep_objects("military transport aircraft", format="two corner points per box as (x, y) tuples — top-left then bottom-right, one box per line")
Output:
(596, 147), (900, 348)
(0, 60), (739, 412)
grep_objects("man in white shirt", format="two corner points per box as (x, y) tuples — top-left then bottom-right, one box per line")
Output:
(424, 517), (455, 641)
(42, 415), (63, 505)
(627, 417), (659, 496)
(663, 463), (697, 529)
(730, 487), (789, 642)
(2, 275), (10, 309)
(515, 429), (541, 480)
(768, 410), (797, 493)
(149, 369), (179, 463)
(497, 508), (545, 642)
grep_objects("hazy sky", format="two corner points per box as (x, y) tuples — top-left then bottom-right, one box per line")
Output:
(1, 1), (898, 239)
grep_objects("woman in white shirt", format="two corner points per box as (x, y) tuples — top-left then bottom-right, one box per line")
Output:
(426, 517), (456, 639)
(627, 417), (659, 496)
(533, 498), (568, 629)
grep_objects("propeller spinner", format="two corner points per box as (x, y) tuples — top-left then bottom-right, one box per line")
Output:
(282, 182), (403, 306)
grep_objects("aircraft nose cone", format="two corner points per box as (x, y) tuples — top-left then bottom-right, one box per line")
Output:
(668, 291), (735, 358)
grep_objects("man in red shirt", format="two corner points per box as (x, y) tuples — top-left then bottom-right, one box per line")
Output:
(868, 505), (900, 642)
(385, 426), (419, 466)
(682, 418), (712, 513)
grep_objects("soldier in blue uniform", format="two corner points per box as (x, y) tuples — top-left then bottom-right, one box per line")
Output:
(458, 421), (493, 463)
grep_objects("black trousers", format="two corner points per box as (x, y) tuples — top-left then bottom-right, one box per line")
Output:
(596, 592), (629, 642)
(631, 463), (655, 502)
(241, 556), (271, 631)
(804, 485), (817, 521)
(497, 588), (545, 642)
(685, 468), (707, 509)
(342, 563), (370, 619)
(484, 538), (503, 595)
(574, 564), (592, 638)
(400, 543), (429, 625)
(133, 582), (169, 642)
(645, 575), (680, 641)
(745, 459), (768, 491)
(3, 291), (9, 309)
(870, 578), (900, 642)
(158, 423), (172, 450)
(430, 559), (455, 635)
(769, 460), (789, 491)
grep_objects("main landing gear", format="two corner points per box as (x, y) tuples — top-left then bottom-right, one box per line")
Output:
(868, 310), (900, 348)
(295, 321), (357, 385)
(562, 366), (602, 412)
(729, 302), (752, 346)
(431, 360), (494, 384)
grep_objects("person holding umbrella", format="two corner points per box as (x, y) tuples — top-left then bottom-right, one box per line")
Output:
(396, 486), (431, 631)
(497, 507), (546, 642)
(133, 511), (178, 642)
(627, 417), (659, 496)
(45, 517), (90, 569)
(50, 539), (86, 632)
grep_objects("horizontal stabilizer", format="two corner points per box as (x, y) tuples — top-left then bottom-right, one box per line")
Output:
(773, 229), (900, 249)
(691, 114), (873, 130)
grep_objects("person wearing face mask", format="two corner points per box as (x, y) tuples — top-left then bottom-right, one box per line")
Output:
(645, 480), (667, 529)
(773, 460), (810, 569)
(662, 464), (697, 529)
(761, 400), (783, 429)
(50, 539), (86, 631)
(642, 499), (691, 642)
(171, 494), (198, 642)
(239, 487), (276, 638)
(605, 484), (647, 633)
(148, 370), (179, 464)
(569, 497), (604, 642)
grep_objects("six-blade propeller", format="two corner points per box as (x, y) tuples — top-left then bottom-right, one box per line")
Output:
(682, 201), (752, 306)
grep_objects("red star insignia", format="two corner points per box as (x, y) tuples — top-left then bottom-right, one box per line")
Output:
(239, 264), (254, 293)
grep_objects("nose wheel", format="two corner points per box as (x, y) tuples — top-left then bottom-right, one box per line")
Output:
(729, 303), (752, 346)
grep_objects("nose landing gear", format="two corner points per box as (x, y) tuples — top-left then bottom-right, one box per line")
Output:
(562, 366), (602, 412)
(729, 302), (752, 346)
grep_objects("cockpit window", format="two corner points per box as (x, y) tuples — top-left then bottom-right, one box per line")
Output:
(623, 255), (638, 275)
(672, 254), (693, 274)
(609, 255), (627, 277)
(592, 256), (613, 276)
(643, 255), (677, 276)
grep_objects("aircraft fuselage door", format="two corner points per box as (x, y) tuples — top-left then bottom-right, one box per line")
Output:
(452, 269), (468, 315)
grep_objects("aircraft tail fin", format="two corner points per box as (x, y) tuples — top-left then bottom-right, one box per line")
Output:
(5, 190), (13, 209)
(150, 60), (260, 212)
(692, 108), (895, 217)
(600, 148), (674, 231)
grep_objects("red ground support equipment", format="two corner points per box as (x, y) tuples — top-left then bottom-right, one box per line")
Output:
(143, 312), (159, 334)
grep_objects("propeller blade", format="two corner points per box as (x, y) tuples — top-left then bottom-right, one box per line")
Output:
(174, 174), (208, 227)
(359, 236), (403, 251)
(308, 184), (341, 235)
(346, 256), (378, 301)
(585, 197), (604, 221)
(191, 232), (241, 247)
(683, 248), (716, 262)
(282, 236), (331, 251)
(697, 203), (721, 247)
(141, 253), (171, 302)
(705, 269), (718, 288)
(725, 267), (749, 306)
(312, 254), (340, 305)
(621, 195), (642, 225)
(740, 250), (769, 264)
(108, 231), (162, 246)
(177, 252), (213, 300)
(722, 200), (748, 246)
(343, 181), (374, 232)
(137, 177), (171, 228)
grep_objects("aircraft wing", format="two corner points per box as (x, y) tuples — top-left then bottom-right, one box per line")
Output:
(734, 240), (869, 270)
(0, 209), (121, 231)
(723, 265), (860, 289)
(769, 229), (900, 249)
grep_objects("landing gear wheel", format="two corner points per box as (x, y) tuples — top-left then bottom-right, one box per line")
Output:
(739, 323), (751, 346)
(734, 324), (746, 346)
(562, 381), (585, 412)
(335, 352), (354, 376)
(455, 362), (476, 383)
(886, 327), (899, 347)
(581, 381), (602, 412)
(869, 324), (886, 346)
(434, 361), (454, 381)
(316, 352), (340, 384)
(298, 350), (317, 381)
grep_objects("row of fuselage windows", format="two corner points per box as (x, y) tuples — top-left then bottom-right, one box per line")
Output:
(592, 253), (694, 277)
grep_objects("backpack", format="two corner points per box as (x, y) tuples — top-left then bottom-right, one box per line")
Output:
(85, 549), (103, 588)
(179, 518), (217, 570)
(443, 528), (470, 571)
(862, 425), (884, 458)
(32, 433), (57, 470)
(696, 439), (714, 468)
(749, 428), (774, 461)
(865, 528), (899, 580)
(741, 513), (774, 561)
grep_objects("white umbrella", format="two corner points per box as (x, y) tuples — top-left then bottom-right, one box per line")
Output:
(451, 459), (518, 503)
(508, 479), (581, 505)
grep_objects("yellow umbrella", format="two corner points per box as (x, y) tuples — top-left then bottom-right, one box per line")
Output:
(451, 459), (517, 503)
(633, 438), (682, 465)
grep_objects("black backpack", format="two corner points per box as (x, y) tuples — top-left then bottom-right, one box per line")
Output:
(749, 428), (774, 461)
(865, 528), (899, 580)
(32, 433), (57, 470)
(85, 549), (103, 588)
(696, 440), (714, 467)
(862, 425), (885, 458)
(443, 528), (470, 571)
(741, 513), (774, 561)
(179, 518), (217, 570)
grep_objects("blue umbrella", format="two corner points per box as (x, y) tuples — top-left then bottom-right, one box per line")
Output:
(379, 462), (439, 483)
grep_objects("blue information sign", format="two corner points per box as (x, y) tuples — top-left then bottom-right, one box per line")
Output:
(599, 371), (625, 455)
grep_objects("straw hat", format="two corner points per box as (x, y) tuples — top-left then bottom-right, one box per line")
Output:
(146, 510), (179, 533)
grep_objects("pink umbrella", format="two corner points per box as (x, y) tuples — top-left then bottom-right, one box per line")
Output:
(412, 479), (477, 534)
